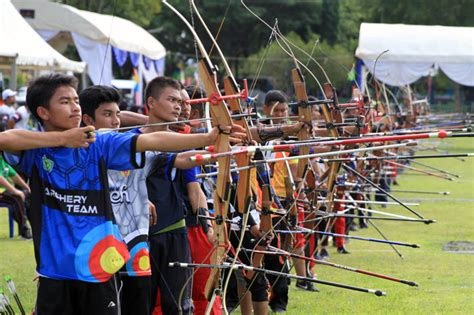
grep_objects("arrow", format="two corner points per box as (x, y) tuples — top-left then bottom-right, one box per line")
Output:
(4, 277), (24, 315)
(252, 142), (416, 165)
(342, 164), (428, 220)
(0, 290), (14, 315)
(320, 153), (474, 163)
(279, 228), (420, 248)
(242, 246), (418, 286)
(169, 261), (386, 296)
(193, 130), (451, 162)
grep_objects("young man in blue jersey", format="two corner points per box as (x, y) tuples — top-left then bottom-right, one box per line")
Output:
(3, 74), (244, 315)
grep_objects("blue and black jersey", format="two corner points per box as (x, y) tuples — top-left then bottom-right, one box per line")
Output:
(4, 132), (142, 283)
(145, 152), (196, 234)
(179, 166), (201, 227)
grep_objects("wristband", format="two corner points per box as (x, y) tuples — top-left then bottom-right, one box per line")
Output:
(257, 125), (284, 142)
(178, 124), (192, 134)
(197, 207), (210, 233)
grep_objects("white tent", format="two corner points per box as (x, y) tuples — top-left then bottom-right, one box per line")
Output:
(355, 23), (474, 87)
(13, 0), (166, 91)
(0, 0), (85, 74)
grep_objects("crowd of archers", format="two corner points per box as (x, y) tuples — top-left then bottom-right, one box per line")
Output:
(2, 68), (468, 315)
(1, 5), (473, 315)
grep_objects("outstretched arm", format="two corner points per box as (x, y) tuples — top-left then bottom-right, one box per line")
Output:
(120, 111), (148, 127)
(0, 126), (96, 152)
(136, 125), (245, 153)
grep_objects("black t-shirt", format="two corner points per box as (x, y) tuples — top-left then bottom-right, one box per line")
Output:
(146, 153), (188, 234)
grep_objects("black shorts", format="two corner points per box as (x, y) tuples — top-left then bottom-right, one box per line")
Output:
(149, 231), (193, 314)
(36, 276), (120, 315)
(229, 229), (269, 302)
(120, 275), (151, 315)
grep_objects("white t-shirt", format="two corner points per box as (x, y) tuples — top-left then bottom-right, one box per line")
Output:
(13, 106), (30, 130)
(0, 104), (16, 117)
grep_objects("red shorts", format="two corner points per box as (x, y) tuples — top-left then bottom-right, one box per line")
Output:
(188, 226), (222, 315)
(293, 203), (306, 249)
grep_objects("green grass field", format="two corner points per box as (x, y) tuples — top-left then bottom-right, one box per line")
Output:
(0, 138), (473, 314)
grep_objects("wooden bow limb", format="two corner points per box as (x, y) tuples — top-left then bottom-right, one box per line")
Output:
(196, 59), (234, 301)
(290, 68), (314, 229)
(161, 1), (235, 302)
(246, 166), (274, 280)
(313, 83), (371, 260)
(222, 77), (272, 303)
(223, 78), (253, 216)
(187, 2), (275, 309)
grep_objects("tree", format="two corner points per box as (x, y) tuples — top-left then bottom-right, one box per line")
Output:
(150, 0), (324, 74)
(337, 0), (366, 52)
(60, 0), (161, 27)
(320, 0), (340, 46)
(240, 32), (354, 97)
(358, 0), (474, 26)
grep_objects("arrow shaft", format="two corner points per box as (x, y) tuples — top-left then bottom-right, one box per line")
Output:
(322, 153), (474, 162)
(343, 164), (426, 219)
(195, 140), (413, 163)
(341, 204), (420, 220)
(194, 130), (451, 163)
(308, 230), (419, 248)
(345, 189), (449, 195)
(257, 142), (414, 164)
(387, 161), (453, 180)
(169, 261), (385, 296)
(318, 198), (419, 206)
(249, 247), (417, 286)
(303, 214), (432, 223)
(407, 159), (460, 178)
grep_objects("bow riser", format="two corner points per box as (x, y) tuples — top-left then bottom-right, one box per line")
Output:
(198, 60), (234, 300)
(223, 78), (253, 215)
(291, 68), (312, 226)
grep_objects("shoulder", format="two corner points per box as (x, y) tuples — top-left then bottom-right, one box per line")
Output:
(17, 106), (28, 113)
(95, 131), (138, 146)
(127, 128), (143, 135)
(96, 131), (135, 140)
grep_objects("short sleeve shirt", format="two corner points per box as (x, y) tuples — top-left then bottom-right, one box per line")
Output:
(0, 156), (17, 193)
(107, 129), (151, 277)
(4, 132), (141, 282)
(12, 106), (31, 130)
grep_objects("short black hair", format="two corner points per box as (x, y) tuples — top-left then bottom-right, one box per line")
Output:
(79, 85), (121, 119)
(26, 74), (78, 124)
(264, 90), (287, 106)
(144, 76), (182, 109)
(185, 85), (207, 117)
